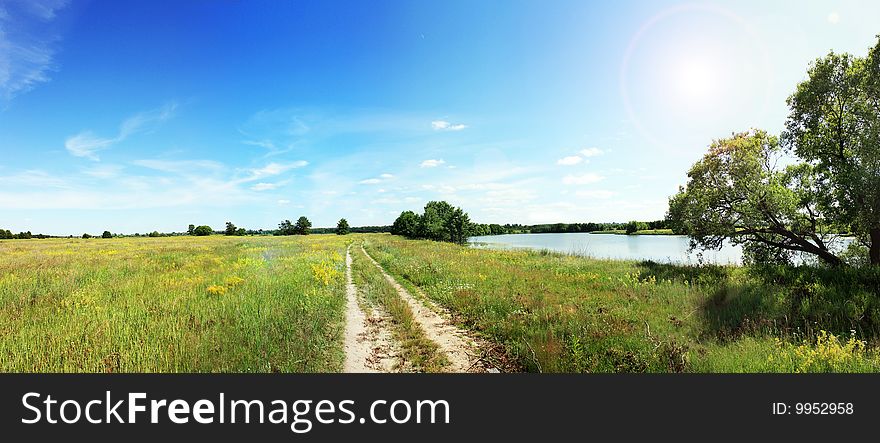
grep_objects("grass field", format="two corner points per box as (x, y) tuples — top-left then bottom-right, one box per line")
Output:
(0, 235), (349, 372)
(3, 233), (879, 373)
(363, 234), (880, 373)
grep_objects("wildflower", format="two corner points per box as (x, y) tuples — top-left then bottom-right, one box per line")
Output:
(207, 285), (228, 296)
(225, 276), (245, 287)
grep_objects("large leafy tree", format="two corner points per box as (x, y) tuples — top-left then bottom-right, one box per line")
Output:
(391, 211), (420, 237)
(225, 221), (238, 236)
(392, 202), (474, 244)
(668, 130), (843, 266)
(278, 219), (295, 235)
(444, 207), (472, 245)
(418, 201), (454, 240)
(783, 37), (880, 265)
(336, 218), (350, 235)
(294, 216), (312, 235)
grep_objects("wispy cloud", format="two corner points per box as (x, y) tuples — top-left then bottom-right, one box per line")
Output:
(575, 189), (615, 199)
(0, 169), (69, 189)
(555, 147), (603, 167)
(358, 173), (394, 185)
(132, 159), (224, 174)
(579, 147), (603, 157)
(420, 159), (446, 168)
(65, 103), (178, 160)
(562, 173), (604, 185)
(556, 155), (583, 166)
(0, 0), (69, 103)
(251, 182), (286, 191)
(431, 120), (467, 131)
(244, 161), (306, 179)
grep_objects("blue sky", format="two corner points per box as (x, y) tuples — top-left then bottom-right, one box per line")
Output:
(1, 0), (879, 235)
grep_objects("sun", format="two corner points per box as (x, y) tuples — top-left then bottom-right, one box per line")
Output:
(673, 58), (719, 104)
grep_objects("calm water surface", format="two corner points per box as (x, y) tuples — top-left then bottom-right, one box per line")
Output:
(468, 233), (743, 264)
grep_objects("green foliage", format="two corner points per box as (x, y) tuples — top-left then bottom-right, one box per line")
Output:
(187, 224), (195, 235)
(336, 218), (350, 235)
(392, 201), (473, 244)
(783, 37), (880, 265)
(225, 222), (238, 236)
(277, 220), (295, 236)
(391, 211), (419, 237)
(82, 233), (92, 239)
(625, 221), (648, 235)
(101, 231), (112, 239)
(418, 201), (453, 240)
(294, 216), (312, 235)
(769, 331), (879, 373)
(668, 130), (842, 266)
(193, 225), (213, 236)
(444, 207), (471, 244)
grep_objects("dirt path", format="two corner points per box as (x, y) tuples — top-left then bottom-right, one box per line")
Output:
(343, 245), (401, 372)
(360, 245), (494, 373)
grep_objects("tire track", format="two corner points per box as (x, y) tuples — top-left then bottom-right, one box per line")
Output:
(360, 245), (494, 373)
(343, 245), (400, 372)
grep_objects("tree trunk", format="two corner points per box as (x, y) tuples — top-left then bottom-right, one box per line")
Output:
(870, 227), (880, 266)
(815, 247), (844, 267)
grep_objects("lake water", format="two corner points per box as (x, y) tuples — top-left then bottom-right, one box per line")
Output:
(468, 233), (744, 264)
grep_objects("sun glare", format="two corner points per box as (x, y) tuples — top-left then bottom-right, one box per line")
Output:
(674, 58), (718, 103)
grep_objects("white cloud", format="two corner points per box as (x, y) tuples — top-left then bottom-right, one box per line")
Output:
(250, 182), (280, 191)
(562, 173), (605, 185)
(575, 190), (616, 199)
(431, 120), (467, 131)
(65, 103), (178, 160)
(0, 1), (70, 102)
(64, 133), (116, 160)
(420, 159), (446, 168)
(240, 161), (307, 182)
(556, 155), (584, 166)
(827, 12), (840, 24)
(357, 173), (395, 186)
(132, 159), (224, 174)
(579, 147), (604, 157)
(0, 170), (69, 189)
(277, 199), (291, 205)
(82, 164), (124, 179)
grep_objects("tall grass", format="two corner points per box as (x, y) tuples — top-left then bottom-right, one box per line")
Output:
(0, 235), (349, 372)
(363, 234), (880, 373)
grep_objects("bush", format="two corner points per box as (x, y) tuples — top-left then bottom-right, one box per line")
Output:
(193, 226), (212, 236)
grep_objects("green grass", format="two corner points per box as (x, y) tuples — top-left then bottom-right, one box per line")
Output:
(362, 234), (880, 373)
(0, 235), (349, 372)
(632, 229), (675, 235)
(350, 244), (447, 372)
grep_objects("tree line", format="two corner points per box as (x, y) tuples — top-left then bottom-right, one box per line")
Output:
(391, 201), (473, 244)
(668, 35), (880, 267)
(470, 220), (671, 236)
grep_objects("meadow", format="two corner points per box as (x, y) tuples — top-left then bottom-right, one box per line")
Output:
(0, 235), (348, 372)
(3, 233), (879, 373)
(363, 234), (880, 373)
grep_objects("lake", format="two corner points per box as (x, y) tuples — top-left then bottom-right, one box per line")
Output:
(468, 233), (744, 264)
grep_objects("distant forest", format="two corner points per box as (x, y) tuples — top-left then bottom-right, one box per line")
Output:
(1, 219), (671, 239)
